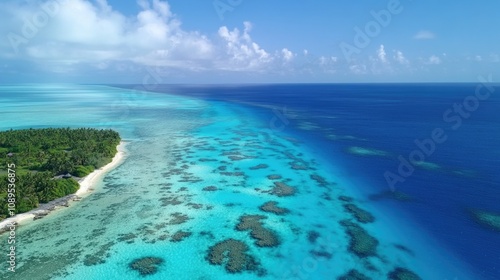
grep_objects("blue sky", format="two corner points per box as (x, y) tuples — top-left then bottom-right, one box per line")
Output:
(1, 0), (499, 83)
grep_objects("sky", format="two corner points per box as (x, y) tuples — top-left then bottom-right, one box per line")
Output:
(1, 0), (499, 84)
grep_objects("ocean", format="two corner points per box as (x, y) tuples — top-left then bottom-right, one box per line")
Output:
(0, 83), (498, 279)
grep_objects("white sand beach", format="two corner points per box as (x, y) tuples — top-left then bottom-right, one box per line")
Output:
(76, 141), (126, 196)
(0, 141), (127, 231)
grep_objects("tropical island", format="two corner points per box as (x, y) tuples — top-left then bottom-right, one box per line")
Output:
(0, 128), (121, 220)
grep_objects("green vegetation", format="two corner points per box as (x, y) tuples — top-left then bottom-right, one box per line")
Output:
(0, 128), (120, 219)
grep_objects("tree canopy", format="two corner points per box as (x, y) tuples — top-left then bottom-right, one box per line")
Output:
(0, 128), (121, 219)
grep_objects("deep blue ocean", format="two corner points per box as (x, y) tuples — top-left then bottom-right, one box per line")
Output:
(117, 83), (500, 279)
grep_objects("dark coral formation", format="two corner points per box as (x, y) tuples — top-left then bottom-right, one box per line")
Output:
(249, 164), (269, 170)
(236, 215), (280, 247)
(129, 257), (164, 276)
(307, 230), (320, 244)
(259, 201), (289, 215)
(168, 212), (190, 225)
(267, 174), (282, 180)
(338, 269), (370, 280)
(339, 196), (354, 202)
(340, 220), (378, 257)
(346, 146), (389, 157)
(202, 186), (219, 191)
(206, 239), (263, 274)
(170, 231), (192, 242)
(469, 209), (500, 232)
(199, 158), (217, 162)
(229, 155), (251, 161)
(83, 255), (106, 266)
(220, 171), (245, 177)
(82, 241), (115, 266)
(310, 174), (328, 186)
(310, 250), (332, 259)
(343, 204), (375, 223)
(271, 182), (296, 197)
(186, 203), (203, 209)
(159, 196), (183, 206)
(388, 267), (422, 280)
(394, 244), (415, 256)
(291, 163), (308, 170)
(117, 233), (137, 243)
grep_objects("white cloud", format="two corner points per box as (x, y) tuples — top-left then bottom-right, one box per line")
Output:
(414, 30), (436, 40)
(349, 64), (367, 74)
(317, 56), (338, 74)
(2, 0), (215, 71)
(394, 50), (409, 65)
(377, 45), (387, 63)
(217, 21), (273, 71)
(281, 48), (294, 62)
(319, 56), (338, 65)
(319, 56), (327, 65)
(427, 55), (442, 65)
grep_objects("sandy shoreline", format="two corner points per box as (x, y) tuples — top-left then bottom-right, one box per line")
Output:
(0, 141), (127, 232)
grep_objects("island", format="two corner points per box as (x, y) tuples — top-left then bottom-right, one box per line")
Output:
(0, 128), (121, 221)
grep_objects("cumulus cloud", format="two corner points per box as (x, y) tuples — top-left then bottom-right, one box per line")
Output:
(317, 56), (338, 74)
(394, 50), (409, 65)
(413, 30), (436, 40)
(319, 56), (338, 65)
(217, 21), (273, 71)
(349, 64), (367, 74)
(2, 0), (290, 73)
(427, 55), (442, 65)
(281, 48), (294, 62)
(377, 45), (387, 63)
(1, 0), (216, 71)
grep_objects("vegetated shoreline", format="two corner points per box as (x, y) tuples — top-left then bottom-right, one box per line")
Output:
(0, 141), (126, 233)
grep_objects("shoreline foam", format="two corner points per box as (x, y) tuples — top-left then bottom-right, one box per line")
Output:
(0, 141), (127, 232)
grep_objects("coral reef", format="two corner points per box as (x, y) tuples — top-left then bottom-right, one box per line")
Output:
(168, 212), (190, 225)
(170, 231), (192, 242)
(338, 269), (370, 280)
(159, 196), (183, 206)
(250, 164), (269, 170)
(307, 230), (320, 244)
(310, 174), (328, 186)
(129, 257), (164, 276)
(470, 209), (500, 232)
(206, 239), (264, 275)
(388, 267), (422, 280)
(117, 233), (137, 243)
(259, 201), (289, 215)
(343, 204), (375, 223)
(271, 182), (296, 197)
(267, 174), (282, 180)
(339, 196), (354, 202)
(346, 146), (389, 157)
(202, 186), (219, 191)
(340, 220), (378, 257)
(236, 215), (280, 247)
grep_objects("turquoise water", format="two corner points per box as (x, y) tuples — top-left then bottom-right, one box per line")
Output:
(0, 85), (476, 279)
